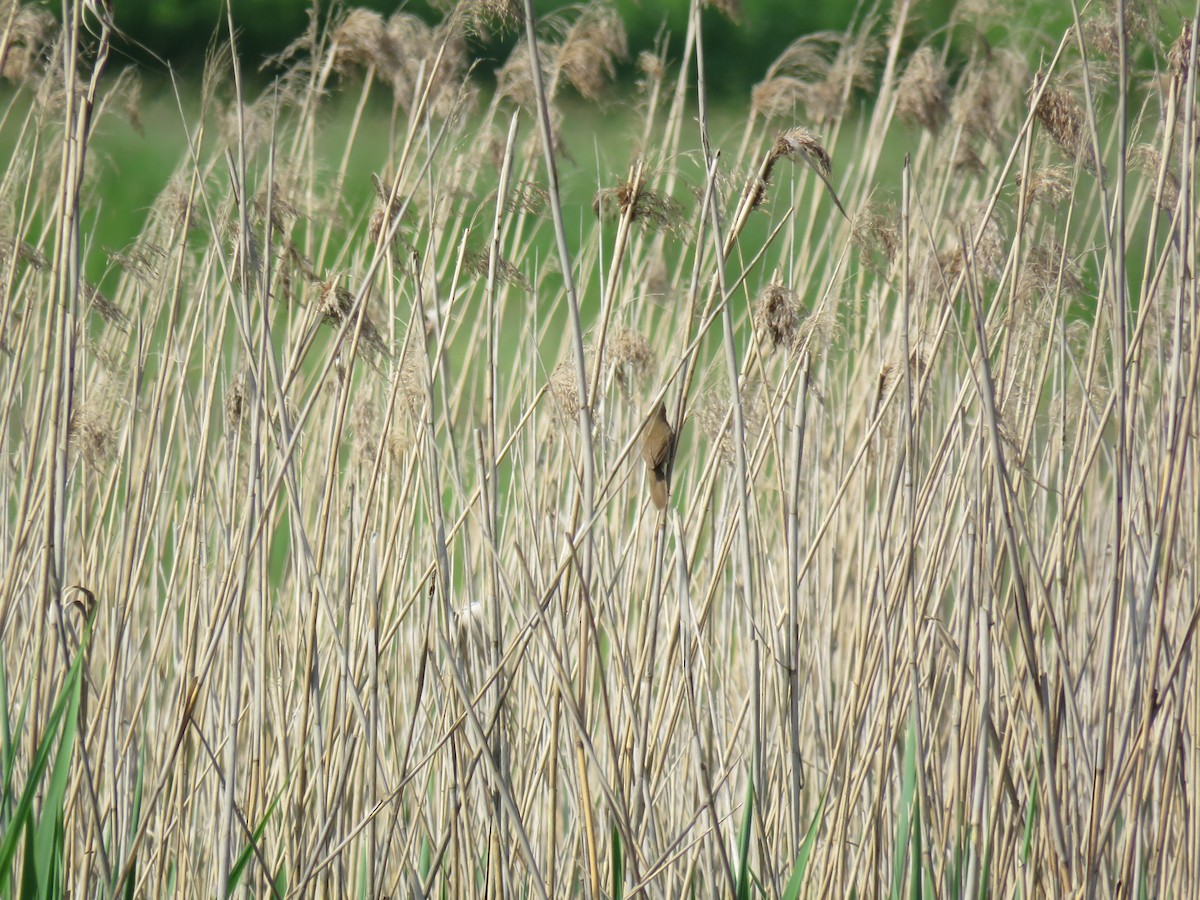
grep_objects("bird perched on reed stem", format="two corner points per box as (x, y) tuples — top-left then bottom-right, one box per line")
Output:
(641, 401), (676, 510)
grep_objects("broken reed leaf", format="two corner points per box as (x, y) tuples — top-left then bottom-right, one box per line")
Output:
(773, 126), (832, 178)
(748, 126), (835, 210)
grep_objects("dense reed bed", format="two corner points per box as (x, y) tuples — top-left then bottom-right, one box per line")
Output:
(0, 0), (1197, 896)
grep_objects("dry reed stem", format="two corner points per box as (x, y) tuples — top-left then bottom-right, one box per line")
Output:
(0, 2), (1194, 897)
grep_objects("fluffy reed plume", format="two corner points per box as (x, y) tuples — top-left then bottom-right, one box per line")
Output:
(556, 2), (627, 100)
(954, 203), (1008, 279)
(751, 32), (841, 120)
(704, 0), (742, 22)
(1018, 165), (1073, 208)
(66, 358), (125, 469)
(896, 47), (948, 132)
(1081, 3), (1152, 57)
(852, 203), (899, 274)
(1130, 144), (1180, 210)
(332, 8), (470, 116)
(69, 403), (116, 468)
(593, 177), (686, 235)
(319, 279), (390, 371)
(224, 369), (249, 432)
(81, 280), (128, 331)
(1169, 19), (1194, 86)
(950, 64), (1001, 145)
(603, 326), (654, 391)
(1015, 240), (1083, 306)
(107, 242), (166, 287)
(699, 378), (764, 466)
(487, 180), (548, 217)
(228, 220), (262, 289)
(0, 226), (48, 271)
(253, 181), (304, 233)
(114, 69), (145, 136)
(498, 1), (626, 106)
(1030, 69), (1102, 175)
(753, 280), (805, 350)
(332, 10), (397, 77)
(548, 358), (583, 420)
(462, 249), (531, 290)
(393, 339), (429, 422)
(636, 48), (665, 93)
(348, 392), (414, 465)
(433, 0), (521, 36)
(752, 31), (878, 123)
(0, 3), (56, 85)
(496, 41), (553, 109)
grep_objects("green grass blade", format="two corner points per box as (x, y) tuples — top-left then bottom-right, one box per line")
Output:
(0, 645), (87, 890)
(1, 684), (31, 810)
(34, 659), (83, 898)
(20, 814), (36, 897)
(225, 784), (285, 897)
(611, 825), (624, 900)
(123, 752), (145, 900)
(782, 795), (826, 900)
(735, 778), (755, 900)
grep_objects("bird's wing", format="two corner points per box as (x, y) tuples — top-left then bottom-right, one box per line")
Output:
(643, 431), (673, 470)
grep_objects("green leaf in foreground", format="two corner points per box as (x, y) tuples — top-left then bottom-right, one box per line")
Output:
(0, 639), (86, 893)
(611, 824), (624, 900)
(782, 795), (826, 900)
(736, 778), (754, 900)
(225, 783), (286, 898)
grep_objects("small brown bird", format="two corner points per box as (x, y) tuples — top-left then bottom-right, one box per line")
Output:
(641, 401), (676, 510)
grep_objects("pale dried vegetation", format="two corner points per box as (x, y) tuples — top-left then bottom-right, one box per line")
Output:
(1, 0), (1198, 897)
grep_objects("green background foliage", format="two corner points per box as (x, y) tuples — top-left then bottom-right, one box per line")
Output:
(102, 0), (955, 92)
